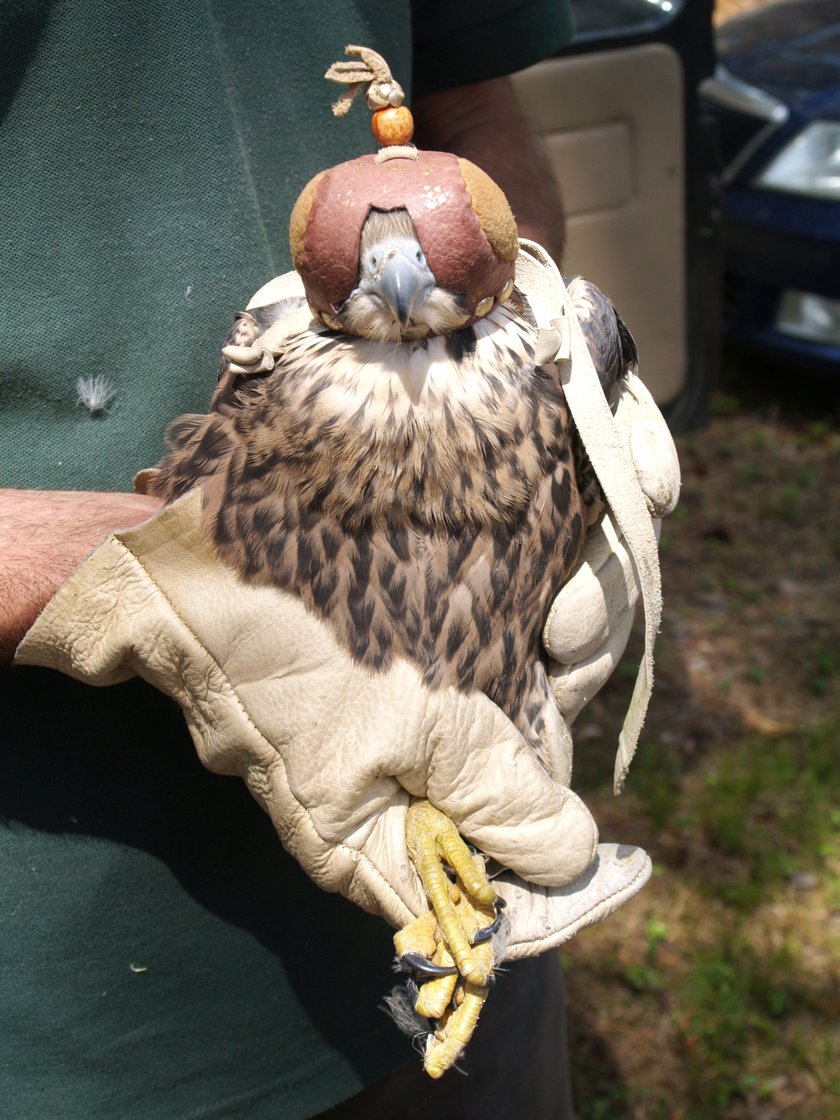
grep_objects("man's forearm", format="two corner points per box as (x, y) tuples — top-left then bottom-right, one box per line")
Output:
(414, 77), (566, 264)
(0, 489), (162, 665)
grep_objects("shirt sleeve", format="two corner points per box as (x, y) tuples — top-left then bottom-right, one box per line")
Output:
(411, 0), (575, 94)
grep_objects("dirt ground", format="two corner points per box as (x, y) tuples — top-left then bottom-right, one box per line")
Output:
(563, 354), (840, 1118)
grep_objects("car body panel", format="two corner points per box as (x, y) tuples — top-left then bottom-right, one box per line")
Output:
(704, 0), (840, 374)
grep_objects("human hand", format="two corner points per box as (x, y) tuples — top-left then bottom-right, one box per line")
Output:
(0, 488), (162, 665)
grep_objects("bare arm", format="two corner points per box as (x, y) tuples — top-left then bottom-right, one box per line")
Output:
(0, 488), (162, 666)
(414, 77), (565, 263)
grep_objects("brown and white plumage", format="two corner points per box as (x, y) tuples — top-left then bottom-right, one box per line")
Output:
(151, 210), (634, 764)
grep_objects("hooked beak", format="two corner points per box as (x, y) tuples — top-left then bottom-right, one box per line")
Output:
(374, 250), (434, 328)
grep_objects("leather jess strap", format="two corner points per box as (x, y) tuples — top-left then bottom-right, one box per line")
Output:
(516, 240), (662, 793)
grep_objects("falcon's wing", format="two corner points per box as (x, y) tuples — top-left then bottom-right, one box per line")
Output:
(149, 297), (313, 502)
(568, 277), (637, 401)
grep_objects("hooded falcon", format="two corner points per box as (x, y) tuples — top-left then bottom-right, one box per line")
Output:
(142, 121), (637, 1073)
(148, 152), (636, 768)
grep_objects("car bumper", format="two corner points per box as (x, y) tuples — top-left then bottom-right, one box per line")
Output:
(721, 187), (840, 373)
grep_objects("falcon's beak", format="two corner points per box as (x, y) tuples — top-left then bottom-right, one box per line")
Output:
(374, 250), (435, 328)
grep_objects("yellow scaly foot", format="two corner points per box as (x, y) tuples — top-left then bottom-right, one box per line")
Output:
(393, 800), (503, 1077)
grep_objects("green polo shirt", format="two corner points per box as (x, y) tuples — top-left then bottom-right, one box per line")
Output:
(0, 2), (572, 1116)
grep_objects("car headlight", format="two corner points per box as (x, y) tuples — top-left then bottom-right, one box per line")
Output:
(754, 121), (840, 200)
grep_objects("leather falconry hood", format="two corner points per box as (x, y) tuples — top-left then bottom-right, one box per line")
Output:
(289, 46), (519, 330)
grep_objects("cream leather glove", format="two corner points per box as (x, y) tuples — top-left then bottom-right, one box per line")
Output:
(17, 489), (650, 960)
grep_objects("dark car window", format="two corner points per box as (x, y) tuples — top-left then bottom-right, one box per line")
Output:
(570, 0), (687, 42)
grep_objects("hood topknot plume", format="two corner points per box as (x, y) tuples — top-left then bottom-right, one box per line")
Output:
(290, 45), (518, 334)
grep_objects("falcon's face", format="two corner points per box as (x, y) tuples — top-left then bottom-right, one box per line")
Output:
(339, 209), (471, 342)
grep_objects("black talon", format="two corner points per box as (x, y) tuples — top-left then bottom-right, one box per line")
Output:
(394, 952), (459, 978)
(471, 905), (506, 945)
(471, 921), (496, 945)
(406, 976), (421, 1006)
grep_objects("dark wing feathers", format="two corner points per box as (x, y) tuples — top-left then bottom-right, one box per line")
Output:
(568, 276), (636, 400)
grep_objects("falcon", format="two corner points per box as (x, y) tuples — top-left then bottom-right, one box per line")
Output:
(145, 147), (636, 1073)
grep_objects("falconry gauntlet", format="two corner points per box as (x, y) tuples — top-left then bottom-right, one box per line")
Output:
(17, 481), (655, 946)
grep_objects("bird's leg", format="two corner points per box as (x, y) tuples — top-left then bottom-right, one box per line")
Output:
(394, 875), (498, 1077)
(394, 800), (502, 1077)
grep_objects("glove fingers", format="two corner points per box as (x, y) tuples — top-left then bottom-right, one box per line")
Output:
(422, 690), (598, 888)
(543, 511), (642, 665)
(548, 603), (636, 724)
(613, 372), (681, 517)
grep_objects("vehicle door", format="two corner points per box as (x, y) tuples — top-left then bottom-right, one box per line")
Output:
(511, 0), (720, 429)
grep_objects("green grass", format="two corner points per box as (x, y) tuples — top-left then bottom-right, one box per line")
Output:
(568, 712), (840, 1119)
(692, 725), (840, 909)
(566, 378), (840, 1117)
